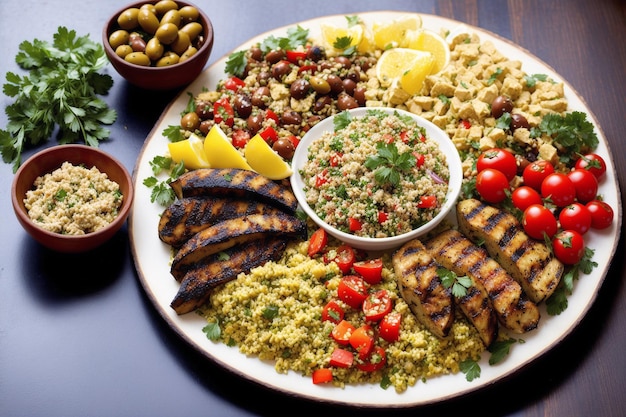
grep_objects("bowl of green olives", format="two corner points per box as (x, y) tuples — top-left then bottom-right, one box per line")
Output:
(103, 0), (213, 90)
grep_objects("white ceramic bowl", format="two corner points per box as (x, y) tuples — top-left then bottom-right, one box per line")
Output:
(290, 107), (463, 251)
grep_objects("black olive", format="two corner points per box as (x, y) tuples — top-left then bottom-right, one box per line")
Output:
(290, 78), (310, 100)
(491, 95), (513, 118)
(247, 112), (264, 134)
(327, 74), (343, 95)
(233, 94), (252, 118)
(307, 45), (325, 62)
(265, 49), (285, 64)
(272, 138), (295, 160)
(511, 113), (530, 130)
(337, 93), (358, 110)
(272, 60), (291, 80)
(342, 79), (356, 96)
(251, 86), (270, 108)
(282, 109), (302, 125)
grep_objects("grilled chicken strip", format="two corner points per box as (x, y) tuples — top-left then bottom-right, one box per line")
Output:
(392, 239), (454, 338)
(453, 280), (498, 347)
(171, 237), (288, 315)
(426, 229), (540, 334)
(170, 212), (305, 281)
(158, 196), (282, 247)
(169, 168), (298, 213)
(457, 199), (563, 303)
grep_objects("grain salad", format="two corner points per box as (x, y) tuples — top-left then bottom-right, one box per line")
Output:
(300, 109), (450, 238)
(201, 241), (483, 392)
(24, 162), (123, 235)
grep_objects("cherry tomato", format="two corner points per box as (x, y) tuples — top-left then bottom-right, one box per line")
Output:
(575, 153), (607, 180)
(523, 160), (554, 190)
(559, 203), (592, 235)
(330, 320), (356, 346)
(476, 168), (510, 203)
(541, 173), (576, 207)
(329, 346), (354, 367)
(330, 245), (356, 274)
(213, 97), (234, 127)
(552, 230), (585, 265)
(337, 275), (369, 309)
(586, 200), (614, 229)
(353, 258), (383, 284)
(231, 129), (250, 148)
(511, 186), (543, 211)
(348, 217), (363, 232)
(362, 289), (393, 322)
(307, 228), (328, 257)
(356, 346), (387, 372)
(567, 169), (598, 203)
(349, 325), (375, 360)
(476, 148), (518, 181)
(417, 195), (438, 208)
(312, 368), (333, 384)
(523, 204), (558, 240)
(379, 312), (402, 343)
(223, 76), (245, 91)
(321, 300), (345, 324)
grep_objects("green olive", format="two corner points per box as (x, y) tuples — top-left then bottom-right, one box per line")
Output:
(115, 44), (133, 58)
(156, 52), (180, 67)
(179, 22), (202, 41)
(181, 112), (201, 131)
(160, 9), (181, 27)
(145, 37), (164, 61)
(139, 4), (156, 14)
(179, 6), (199, 24)
(138, 8), (160, 34)
(170, 31), (190, 55)
(117, 8), (140, 30)
(108, 30), (130, 50)
(180, 46), (197, 62)
(154, 0), (178, 15)
(309, 76), (331, 95)
(156, 23), (179, 44)
(124, 52), (151, 66)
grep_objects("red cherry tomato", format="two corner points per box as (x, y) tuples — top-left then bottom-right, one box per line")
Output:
(585, 200), (614, 229)
(417, 195), (438, 208)
(476, 148), (518, 181)
(362, 289), (393, 322)
(337, 275), (369, 309)
(349, 325), (375, 360)
(312, 368), (333, 384)
(329, 346), (354, 367)
(567, 169), (598, 203)
(307, 228), (328, 257)
(379, 312), (402, 343)
(321, 300), (345, 324)
(575, 153), (607, 180)
(559, 203), (592, 235)
(523, 160), (554, 190)
(552, 230), (585, 265)
(541, 173), (576, 207)
(330, 245), (356, 274)
(511, 186), (543, 211)
(476, 168), (510, 203)
(330, 320), (356, 346)
(523, 204), (558, 240)
(353, 258), (383, 284)
(356, 346), (387, 372)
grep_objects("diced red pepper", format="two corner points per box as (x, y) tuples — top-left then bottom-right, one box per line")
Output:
(298, 64), (318, 74)
(348, 217), (362, 232)
(223, 76), (245, 91)
(377, 211), (389, 224)
(287, 135), (300, 149)
(231, 129), (250, 148)
(413, 152), (425, 168)
(349, 325), (375, 360)
(259, 126), (278, 144)
(265, 109), (280, 123)
(460, 120), (471, 129)
(312, 368), (333, 384)
(286, 50), (308, 64)
(213, 97), (234, 127)
(329, 347), (354, 368)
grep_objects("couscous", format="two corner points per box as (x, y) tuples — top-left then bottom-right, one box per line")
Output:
(24, 162), (123, 235)
(300, 109), (450, 238)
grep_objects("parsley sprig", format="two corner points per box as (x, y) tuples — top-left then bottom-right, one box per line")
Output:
(364, 142), (416, 187)
(437, 268), (473, 297)
(530, 111), (598, 164)
(0, 27), (117, 172)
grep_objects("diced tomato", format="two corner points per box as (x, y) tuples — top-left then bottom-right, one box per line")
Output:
(330, 320), (356, 346)
(353, 258), (383, 284)
(413, 152), (425, 168)
(223, 76), (245, 91)
(259, 126), (278, 144)
(265, 109), (280, 123)
(337, 275), (369, 309)
(362, 289), (393, 322)
(400, 131), (410, 144)
(349, 325), (375, 360)
(348, 217), (362, 232)
(231, 129), (250, 148)
(330, 153), (342, 167)
(297, 64), (318, 74)
(287, 135), (300, 149)
(315, 169), (328, 188)
(330, 244), (356, 274)
(383, 133), (394, 144)
(312, 368), (333, 384)
(356, 346), (387, 372)
(286, 50), (308, 64)
(417, 195), (438, 209)
(379, 311), (402, 343)
(307, 228), (328, 257)
(321, 300), (345, 324)
(329, 347), (354, 368)
(460, 119), (471, 129)
(377, 211), (389, 224)
(213, 97), (234, 127)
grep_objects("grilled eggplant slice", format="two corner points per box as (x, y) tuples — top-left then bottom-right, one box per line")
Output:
(426, 229), (540, 334)
(457, 199), (563, 303)
(392, 239), (454, 338)
(170, 212), (305, 281)
(171, 237), (288, 315)
(158, 196), (282, 247)
(169, 168), (298, 213)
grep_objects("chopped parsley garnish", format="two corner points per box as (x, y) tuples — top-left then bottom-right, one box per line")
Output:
(487, 338), (520, 365)
(531, 111), (598, 164)
(262, 305), (279, 320)
(546, 247), (597, 315)
(438, 268), (473, 297)
(202, 322), (221, 341)
(364, 142), (416, 187)
(225, 49), (247, 77)
(524, 73), (549, 88)
(143, 157), (185, 206)
(460, 358), (481, 381)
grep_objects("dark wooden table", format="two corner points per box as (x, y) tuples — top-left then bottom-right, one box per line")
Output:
(1, 1), (624, 416)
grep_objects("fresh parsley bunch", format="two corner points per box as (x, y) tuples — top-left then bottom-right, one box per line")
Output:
(0, 27), (117, 172)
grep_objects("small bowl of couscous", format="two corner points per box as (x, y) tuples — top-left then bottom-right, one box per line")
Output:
(291, 107), (463, 251)
(11, 144), (134, 253)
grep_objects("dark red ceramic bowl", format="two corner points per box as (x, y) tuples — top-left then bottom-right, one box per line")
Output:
(102, 0), (214, 90)
(11, 145), (134, 253)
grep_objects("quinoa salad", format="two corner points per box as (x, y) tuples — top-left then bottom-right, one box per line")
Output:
(300, 109), (449, 238)
(24, 162), (123, 235)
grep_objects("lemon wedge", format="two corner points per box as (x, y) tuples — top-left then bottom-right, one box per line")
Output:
(406, 29), (450, 74)
(244, 134), (293, 180)
(203, 125), (252, 170)
(167, 133), (210, 170)
(372, 16), (422, 50)
(320, 23), (363, 53)
(376, 48), (434, 94)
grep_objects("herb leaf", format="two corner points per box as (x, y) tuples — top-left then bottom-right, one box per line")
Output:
(460, 358), (481, 381)
(364, 142), (415, 187)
